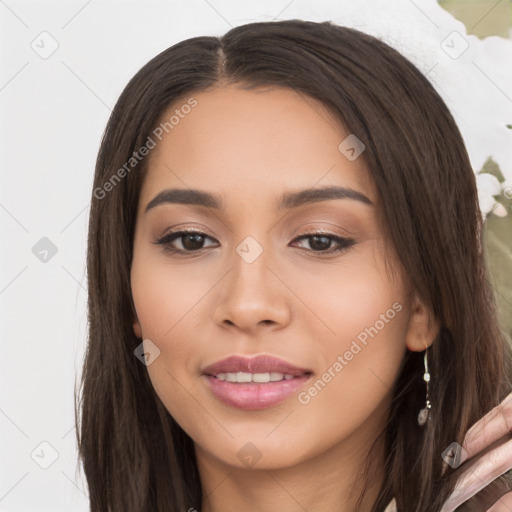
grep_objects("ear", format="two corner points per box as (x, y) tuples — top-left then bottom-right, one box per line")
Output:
(404, 292), (440, 352)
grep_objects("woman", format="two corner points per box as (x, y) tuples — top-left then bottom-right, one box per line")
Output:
(76, 19), (512, 511)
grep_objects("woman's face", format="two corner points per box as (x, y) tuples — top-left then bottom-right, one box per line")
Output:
(131, 85), (419, 471)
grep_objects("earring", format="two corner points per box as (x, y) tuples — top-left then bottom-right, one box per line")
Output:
(417, 347), (431, 426)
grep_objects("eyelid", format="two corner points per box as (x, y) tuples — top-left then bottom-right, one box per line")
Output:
(294, 222), (356, 238)
(155, 225), (218, 244)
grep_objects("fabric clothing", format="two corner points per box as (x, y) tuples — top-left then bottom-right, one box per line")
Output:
(383, 498), (397, 512)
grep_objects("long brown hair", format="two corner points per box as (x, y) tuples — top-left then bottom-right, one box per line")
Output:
(75, 19), (512, 511)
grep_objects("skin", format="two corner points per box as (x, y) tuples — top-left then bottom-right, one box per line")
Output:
(130, 85), (439, 512)
(440, 391), (512, 511)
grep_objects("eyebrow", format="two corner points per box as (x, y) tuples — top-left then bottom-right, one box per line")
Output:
(145, 186), (373, 213)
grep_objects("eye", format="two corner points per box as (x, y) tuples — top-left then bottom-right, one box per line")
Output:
(290, 232), (356, 254)
(154, 229), (356, 255)
(154, 229), (219, 254)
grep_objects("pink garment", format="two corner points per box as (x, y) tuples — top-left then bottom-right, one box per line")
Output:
(383, 498), (397, 512)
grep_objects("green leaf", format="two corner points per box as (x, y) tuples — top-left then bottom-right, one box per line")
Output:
(438, 0), (512, 39)
(478, 156), (506, 183)
(483, 214), (512, 344)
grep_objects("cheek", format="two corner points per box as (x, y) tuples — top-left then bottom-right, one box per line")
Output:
(131, 256), (213, 430)
(298, 297), (407, 417)
(316, 271), (407, 372)
(289, 243), (407, 355)
(289, 249), (408, 427)
(131, 257), (200, 337)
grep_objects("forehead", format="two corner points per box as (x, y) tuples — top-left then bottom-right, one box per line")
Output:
(140, 85), (376, 208)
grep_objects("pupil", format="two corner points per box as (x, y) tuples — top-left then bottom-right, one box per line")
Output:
(183, 234), (204, 250)
(310, 235), (330, 251)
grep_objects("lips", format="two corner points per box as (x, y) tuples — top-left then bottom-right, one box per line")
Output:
(202, 354), (312, 378)
(201, 355), (313, 410)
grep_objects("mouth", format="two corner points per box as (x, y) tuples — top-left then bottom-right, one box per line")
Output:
(213, 371), (298, 383)
(201, 355), (313, 410)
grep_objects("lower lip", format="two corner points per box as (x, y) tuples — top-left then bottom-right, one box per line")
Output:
(203, 375), (311, 410)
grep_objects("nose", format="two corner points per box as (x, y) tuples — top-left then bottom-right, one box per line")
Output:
(211, 241), (292, 334)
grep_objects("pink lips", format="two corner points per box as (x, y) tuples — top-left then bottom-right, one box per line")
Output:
(201, 355), (312, 410)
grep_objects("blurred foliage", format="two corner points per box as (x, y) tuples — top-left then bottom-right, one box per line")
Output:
(439, 0), (512, 38)
(483, 211), (512, 345)
(481, 155), (506, 183)
(438, 2), (512, 344)
(480, 158), (512, 344)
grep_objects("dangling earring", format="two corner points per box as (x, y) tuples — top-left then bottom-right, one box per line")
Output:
(417, 346), (431, 426)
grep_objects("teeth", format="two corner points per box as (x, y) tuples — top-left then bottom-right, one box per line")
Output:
(236, 372), (252, 383)
(215, 372), (296, 382)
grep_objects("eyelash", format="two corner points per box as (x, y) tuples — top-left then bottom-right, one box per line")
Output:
(154, 229), (356, 256)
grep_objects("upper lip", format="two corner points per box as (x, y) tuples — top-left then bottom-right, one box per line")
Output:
(202, 355), (312, 377)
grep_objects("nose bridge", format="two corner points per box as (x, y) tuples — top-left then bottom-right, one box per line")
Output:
(229, 234), (273, 298)
(235, 234), (266, 267)
(212, 233), (290, 330)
